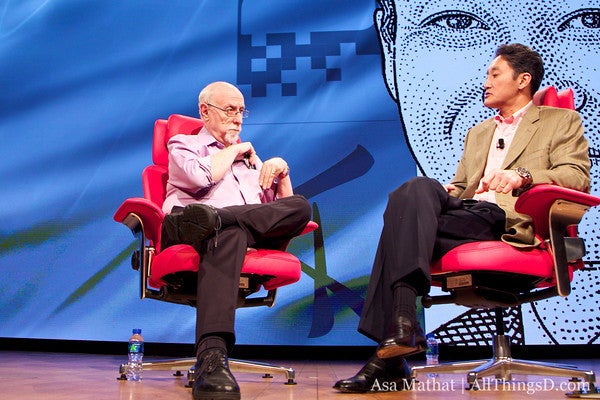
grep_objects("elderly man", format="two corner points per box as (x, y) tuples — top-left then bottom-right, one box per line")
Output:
(161, 81), (311, 400)
(334, 43), (590, 392)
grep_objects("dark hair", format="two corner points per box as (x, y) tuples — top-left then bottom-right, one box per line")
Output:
(495, 43), (544, 96)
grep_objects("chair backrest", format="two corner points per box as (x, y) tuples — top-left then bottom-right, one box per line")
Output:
(152, 114), (204, 166)
(142, 165), (169, 208)
(143, 115), (205, 207)
(533, 86), (575, 110)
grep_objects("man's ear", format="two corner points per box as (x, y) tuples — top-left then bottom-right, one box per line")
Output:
(374, 8), (398, 102)
(199, 103), (209, 119)
(518, 72), (532, 91)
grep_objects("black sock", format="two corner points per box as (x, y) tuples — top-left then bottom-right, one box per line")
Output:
(392, 282), (417, 324)
(196, 332), (235, 356)
(216, 208), (237, 227)
(197, 335), (227, 357)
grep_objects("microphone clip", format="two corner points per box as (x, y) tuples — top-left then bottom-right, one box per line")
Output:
(496, 138), (505, 150)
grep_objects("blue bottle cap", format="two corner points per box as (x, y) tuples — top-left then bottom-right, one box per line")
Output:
(133, 328), (142, 334)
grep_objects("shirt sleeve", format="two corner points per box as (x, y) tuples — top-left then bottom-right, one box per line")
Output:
(167, 134), (215, 195)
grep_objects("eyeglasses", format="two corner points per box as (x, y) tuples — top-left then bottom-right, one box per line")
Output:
(206, 103), (250, 118)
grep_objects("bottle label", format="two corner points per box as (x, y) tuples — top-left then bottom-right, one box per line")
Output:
(129, 342), (144, 353)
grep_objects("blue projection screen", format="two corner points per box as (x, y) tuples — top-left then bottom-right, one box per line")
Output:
(1, 0), (599, 347)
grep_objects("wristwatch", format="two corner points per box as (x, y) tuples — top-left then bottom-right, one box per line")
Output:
(514, 166), (532, 188)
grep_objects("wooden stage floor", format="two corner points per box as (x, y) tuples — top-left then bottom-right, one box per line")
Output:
(1, 350), (599, 399)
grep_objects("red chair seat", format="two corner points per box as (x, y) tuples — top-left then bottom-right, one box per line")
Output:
(431, 241), (557, 280)
(150, 246), (301, 290)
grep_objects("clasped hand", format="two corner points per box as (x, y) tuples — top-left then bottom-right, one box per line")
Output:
(444, 170), (526, 195)
(231, 143), (289, 189)
(476, 169), (524, 194)
(259, 157), (289, 190)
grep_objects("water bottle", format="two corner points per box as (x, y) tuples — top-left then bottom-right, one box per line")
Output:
(126, 328), (144, 381)
(425, 333), (439, 377)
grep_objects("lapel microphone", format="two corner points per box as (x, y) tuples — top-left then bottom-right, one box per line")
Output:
(496, 138), (505, 150)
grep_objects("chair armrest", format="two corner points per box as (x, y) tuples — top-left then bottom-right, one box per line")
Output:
(516, 184), (600, 297)
(301, 221), (319, 235)
(113, 197), (164, 244)
(515, 184), (600, 238)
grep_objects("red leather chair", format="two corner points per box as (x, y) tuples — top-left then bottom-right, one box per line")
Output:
(114, 114), (317, 385)
(411, 88), (599, 389)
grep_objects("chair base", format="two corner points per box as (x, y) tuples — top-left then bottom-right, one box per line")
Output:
(118, 357), (297, 385)
(411, 335), (596, 390)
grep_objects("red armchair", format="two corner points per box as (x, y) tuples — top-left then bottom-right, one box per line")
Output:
(114, 114), (316, 385)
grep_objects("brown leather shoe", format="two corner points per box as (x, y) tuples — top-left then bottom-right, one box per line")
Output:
(333, 354), (411, 393)
(376, 316), (426, 359)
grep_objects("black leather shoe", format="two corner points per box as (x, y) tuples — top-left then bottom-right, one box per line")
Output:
(333, 354), (411, 393)
(192, 348), (240, 400)
(178, 203), (221, 247)
(161, 204), (221, 249)
(376, 316), (426, 359)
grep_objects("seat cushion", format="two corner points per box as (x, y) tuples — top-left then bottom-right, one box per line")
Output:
(149, 245), (301, 290)
(149, 244), (200, 288)
(431, 241), (555, 279)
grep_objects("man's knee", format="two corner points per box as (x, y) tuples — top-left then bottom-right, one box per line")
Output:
(389, 176), (442, 201)
(283, 194), (311, 223)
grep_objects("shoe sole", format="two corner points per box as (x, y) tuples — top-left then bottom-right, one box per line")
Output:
(376, 343), (426, 359)
(333, 386), (369, 393)
(334, 378), (412, 393)
(161, 214), (181, 249)
(178, 204), (220, 246)
(192, 393), (240, 400)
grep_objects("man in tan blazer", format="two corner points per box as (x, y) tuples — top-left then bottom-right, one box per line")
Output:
(334, 43), (590, 393)
(452, 100), (590, 248)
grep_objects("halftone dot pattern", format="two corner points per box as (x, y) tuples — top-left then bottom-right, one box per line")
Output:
(431, 307), (524, 346)
(528, 270), (600, 344)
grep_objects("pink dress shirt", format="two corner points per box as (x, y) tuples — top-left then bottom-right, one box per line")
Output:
(473, 101), (533, 203)
(162, 127), (275, 213)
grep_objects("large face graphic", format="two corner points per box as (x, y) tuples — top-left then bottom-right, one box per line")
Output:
(376, 0), (599, 182)
(375, 0), (600, 344)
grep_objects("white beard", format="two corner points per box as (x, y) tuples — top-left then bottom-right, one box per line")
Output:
(225, 131), (240, 145)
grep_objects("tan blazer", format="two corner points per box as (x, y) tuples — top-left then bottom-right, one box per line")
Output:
(450, 105), (591, 247)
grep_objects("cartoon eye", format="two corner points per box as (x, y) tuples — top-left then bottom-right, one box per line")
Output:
(421, 11), (490, 31)
(558, 8), (600, 32)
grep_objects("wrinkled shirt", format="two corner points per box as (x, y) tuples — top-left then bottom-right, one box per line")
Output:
(162, 127), (275, 213)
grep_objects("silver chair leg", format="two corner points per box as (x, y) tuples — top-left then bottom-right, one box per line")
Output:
(118, 357), (297, 385)
(411, 335), (596, 389)
(229, 358), (296, 385)
(412, 359), (488, 379)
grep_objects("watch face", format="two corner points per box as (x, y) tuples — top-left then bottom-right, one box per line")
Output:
(516, 167), (531, 180)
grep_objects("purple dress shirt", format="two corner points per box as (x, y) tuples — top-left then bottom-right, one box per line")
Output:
(162, 127), (275, 213)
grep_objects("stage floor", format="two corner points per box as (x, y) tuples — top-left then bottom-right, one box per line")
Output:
(1, 351), (598, 399)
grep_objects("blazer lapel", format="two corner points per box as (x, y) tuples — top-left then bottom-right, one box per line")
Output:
(502, 106), (541, 169)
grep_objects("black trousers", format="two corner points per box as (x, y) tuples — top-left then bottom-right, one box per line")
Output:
(358, 177), (506, 343)
(193, 194), (311, 348)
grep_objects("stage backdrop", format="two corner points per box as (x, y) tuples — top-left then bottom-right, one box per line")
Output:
(1, 0), (599, 347)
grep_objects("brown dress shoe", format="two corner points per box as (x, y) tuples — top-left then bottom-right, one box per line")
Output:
(376, 316), (426, 359)
(333, 354), (411, 393)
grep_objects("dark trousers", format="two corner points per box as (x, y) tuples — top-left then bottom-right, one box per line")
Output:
(194, 195), (311, 348)
(358, 177), (506, 343)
